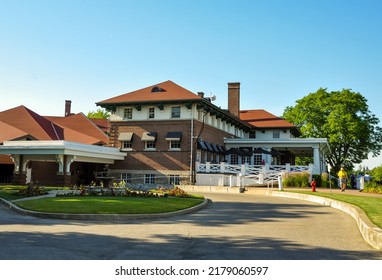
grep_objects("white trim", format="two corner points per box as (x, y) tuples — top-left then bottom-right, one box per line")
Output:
(0, 141), (126, 161)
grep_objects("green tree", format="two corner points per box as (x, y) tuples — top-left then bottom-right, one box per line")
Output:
(371, 166), (382, 183)
(283, 88), (382, 174)
(87, 108), (110, 119)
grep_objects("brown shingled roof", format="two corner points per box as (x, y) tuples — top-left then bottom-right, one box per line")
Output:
(97, 80), (201, 105)
(240, 109), (296, 128)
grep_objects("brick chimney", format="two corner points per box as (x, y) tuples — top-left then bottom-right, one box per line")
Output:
(197, 92), (205, 98)
(228, 82), (240, 117)
(65, 100), (72, 116)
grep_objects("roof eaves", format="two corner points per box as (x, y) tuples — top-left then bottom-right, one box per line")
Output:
(198, 99), (253, 131)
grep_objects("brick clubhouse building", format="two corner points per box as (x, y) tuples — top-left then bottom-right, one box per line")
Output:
(0, 81), (329, 187)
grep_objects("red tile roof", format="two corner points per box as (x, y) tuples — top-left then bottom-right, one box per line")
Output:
(240, 109), (296, 128)
(46, 113), (108, 145)
(97, 80), (202, 105)
(89, 118), (109, 134)
(0, 121), (30, 142)
(0, 106), (108, 145)
(0, 106), (64, 140)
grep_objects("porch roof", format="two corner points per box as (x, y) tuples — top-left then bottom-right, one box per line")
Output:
(224, 138), (331, 155)
(0, 140), (126, 163)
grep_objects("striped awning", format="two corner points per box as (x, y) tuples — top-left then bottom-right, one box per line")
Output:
(204, 141), (214, 152)
(197, 139), (208, 151)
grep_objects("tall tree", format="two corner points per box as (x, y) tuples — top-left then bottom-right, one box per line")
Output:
(87, 108), (110, 119)
(283, 88), (382, 174)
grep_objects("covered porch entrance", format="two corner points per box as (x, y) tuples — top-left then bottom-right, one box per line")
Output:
(0, 141), (126, 186)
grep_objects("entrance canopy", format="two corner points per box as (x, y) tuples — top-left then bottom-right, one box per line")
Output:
(0, 140), (126, 173)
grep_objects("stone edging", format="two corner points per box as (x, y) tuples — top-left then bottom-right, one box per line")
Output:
(0, 196), (209, 221)
(270, 191), (382, 251)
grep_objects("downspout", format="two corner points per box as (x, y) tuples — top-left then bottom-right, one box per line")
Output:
(190, 106), (194, 184)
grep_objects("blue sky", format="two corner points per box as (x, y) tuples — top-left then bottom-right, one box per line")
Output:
(1, 0), (381, 167)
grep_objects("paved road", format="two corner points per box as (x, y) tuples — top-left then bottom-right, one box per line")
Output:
(0, 192), (381, 260)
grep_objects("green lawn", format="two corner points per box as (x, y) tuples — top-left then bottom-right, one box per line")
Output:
(286, 190), (382, 229)
(0, 185), (205, 214)
(14, 196), (204, 214)
(0, 185), (26, 200)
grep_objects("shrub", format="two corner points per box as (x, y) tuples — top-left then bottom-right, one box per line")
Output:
(282, 172), (310, 188)
(18, 182), (47, 197)
(370, 166), (382, 183)
(167, 187), (189, 197)
(321, 173), (329, 188)
(363, 181), (382, 194)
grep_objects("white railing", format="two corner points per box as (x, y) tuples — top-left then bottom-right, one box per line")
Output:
(195, 162), (313, 185)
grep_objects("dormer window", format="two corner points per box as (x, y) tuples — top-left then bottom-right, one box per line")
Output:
(151, 86), (165, 93)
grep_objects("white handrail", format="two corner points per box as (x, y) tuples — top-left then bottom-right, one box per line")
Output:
(196, 162), (311, 185)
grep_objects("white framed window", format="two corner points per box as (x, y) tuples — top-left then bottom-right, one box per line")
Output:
(121, 173), (131, 183)
(273, 130), (280, 138)
(124, 108), (133, 120)
(169, 175), (180, 185)
(145, 141), (156, 149)
(148, 107), (155, 119)
(169, 141), (181, 150)
(254, 154), (262, 165)
(144, 174), (156, 184)
(171, 106), (181, 118)
(122, 141), (132, 149)
(242, 156), (251, 164)
(230, 154), (238, 165)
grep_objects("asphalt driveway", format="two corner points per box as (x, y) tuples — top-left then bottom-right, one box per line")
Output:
(0, 191), (381, 260)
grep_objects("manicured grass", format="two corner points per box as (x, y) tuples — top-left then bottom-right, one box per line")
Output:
(14, 196), (204, 214)
(0, 185), (67, 200)
(286, 190), (382, 229)
(0, 185), (26, 200)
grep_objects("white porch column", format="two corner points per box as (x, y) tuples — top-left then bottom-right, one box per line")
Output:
(220, 161), (225, 173)
(65, 155), (75, 173)
(56, 154), (64, 174)
(206, 162), (210, 173)
(10, 154), (20, 173)
(313, 147), (320, 174)
(241, 164), (246, 176)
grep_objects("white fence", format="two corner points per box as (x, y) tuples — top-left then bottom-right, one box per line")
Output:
(195, 162), (313, 186)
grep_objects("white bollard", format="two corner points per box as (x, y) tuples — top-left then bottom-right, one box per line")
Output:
(278, 176), (283, 191)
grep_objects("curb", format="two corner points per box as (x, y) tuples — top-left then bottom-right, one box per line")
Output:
(0, 196), (209, 221)
(270, 191), (382, 251)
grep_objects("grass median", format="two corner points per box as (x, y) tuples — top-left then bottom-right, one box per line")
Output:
(285, 190), (382, 229)
(0, 185), (205, 215)
(14, 196), (204, 214)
